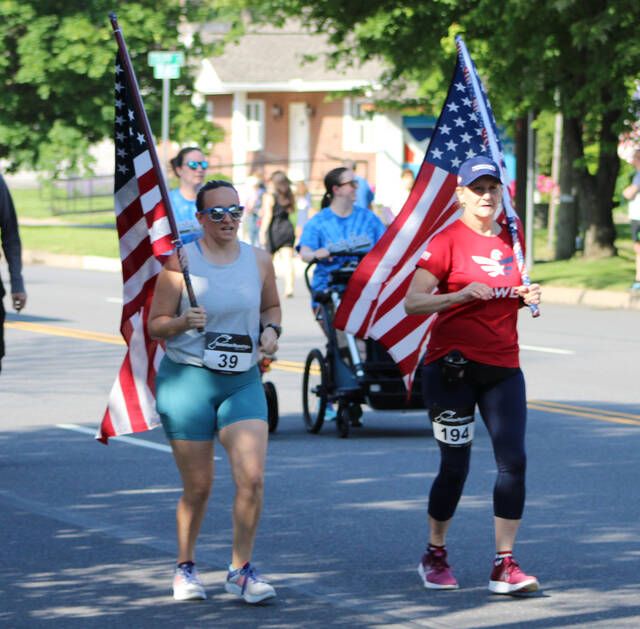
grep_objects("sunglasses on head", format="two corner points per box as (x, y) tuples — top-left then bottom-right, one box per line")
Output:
(200, 205), (244, 222)
(186, 160), (208, 170)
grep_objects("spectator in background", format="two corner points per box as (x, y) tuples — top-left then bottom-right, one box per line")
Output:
(169, 146), (207, 244)
(242, 173), (265, 247)
(384, 168), (416, 225)
(260, 171), (296, 298)
(294, 179), (312, 242)
(343, 159), (374, 209)
(622, 149), (640, 291)
(0, 173), (27, 374)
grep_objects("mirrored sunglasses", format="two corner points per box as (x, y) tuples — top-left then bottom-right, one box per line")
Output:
(186, 160), (209, 170)
(200, 205), (244, 222)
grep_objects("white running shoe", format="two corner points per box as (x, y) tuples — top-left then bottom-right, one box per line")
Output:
(172, 562), (206, 601)
(225, 562), (276, 604)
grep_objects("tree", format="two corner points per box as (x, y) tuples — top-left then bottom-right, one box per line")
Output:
(231, 0), (640, 258)
(0, 1), (222, 175)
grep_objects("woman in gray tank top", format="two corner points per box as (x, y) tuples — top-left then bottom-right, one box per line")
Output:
(149, 180), (281, 604)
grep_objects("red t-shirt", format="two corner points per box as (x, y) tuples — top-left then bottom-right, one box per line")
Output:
(416, 220), (523, 368)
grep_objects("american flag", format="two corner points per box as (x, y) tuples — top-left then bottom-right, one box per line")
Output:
(96, 53), (174, 443)
(334, 37), (530, 390)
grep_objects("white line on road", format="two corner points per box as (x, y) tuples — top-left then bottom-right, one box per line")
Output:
(56, 423), (221, 459)
(106, 297), (123, 303)
(521, 344), (575, 355)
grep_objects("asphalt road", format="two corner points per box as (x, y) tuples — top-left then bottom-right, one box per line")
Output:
(1, 265), (639, 628)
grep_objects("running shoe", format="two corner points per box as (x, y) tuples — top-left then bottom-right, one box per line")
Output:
(225, 562), (276, 604)
(172, 562), (206, 601)
(417, 548), (459, 590)
(324, 403), (337, 422)
(488, 556), (539, 594)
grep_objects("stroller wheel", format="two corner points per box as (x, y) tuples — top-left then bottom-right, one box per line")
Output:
(302, 349), (328, 433)
(336, 403), (351, 438)
(263, 381), (279, 433)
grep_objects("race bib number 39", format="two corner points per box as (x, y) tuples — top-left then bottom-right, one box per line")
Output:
(203, 332), (253, 373)
(431, 409), (475, 446)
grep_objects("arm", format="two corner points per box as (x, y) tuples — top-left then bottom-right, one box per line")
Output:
(623, 183), (639, 201)
(256, 248), (281, 355)
(0, 175), (26, 310)
(148, 266), (206, 339)
(299, 244), (331, 262)
(404, 268), (492, 315)
(259, 192), (274, 247)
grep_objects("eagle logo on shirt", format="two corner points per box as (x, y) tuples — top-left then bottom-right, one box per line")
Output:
(471, 249), (514, 277)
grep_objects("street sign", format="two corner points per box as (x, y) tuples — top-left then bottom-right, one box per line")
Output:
(147, 51), (184, 67)
(153, 65), (180, 80)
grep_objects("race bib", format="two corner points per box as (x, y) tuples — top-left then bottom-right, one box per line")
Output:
(203, 332), (253, 373)
(431, 409), (475, 446)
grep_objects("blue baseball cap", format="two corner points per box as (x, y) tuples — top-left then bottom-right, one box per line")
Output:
(457, 156), (502, 186)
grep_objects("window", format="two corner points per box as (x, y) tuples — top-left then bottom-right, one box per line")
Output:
(245, 100), (265, 151)
(206, 100), (215, 122)
(343, 98), (376, 152)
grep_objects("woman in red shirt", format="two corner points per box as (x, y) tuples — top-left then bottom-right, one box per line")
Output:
(405, 156), (541, 595)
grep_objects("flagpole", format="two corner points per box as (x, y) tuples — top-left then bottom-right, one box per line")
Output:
(109, 12), (199, 310)
(455, 36), (540, 318)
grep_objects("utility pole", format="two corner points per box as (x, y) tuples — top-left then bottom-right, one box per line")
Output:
(147, 51), (185, 175)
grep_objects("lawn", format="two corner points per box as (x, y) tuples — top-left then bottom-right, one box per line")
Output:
(12, 184), (638, 291)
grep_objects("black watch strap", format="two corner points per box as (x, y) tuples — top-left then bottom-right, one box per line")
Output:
(265, 323), (282, 338)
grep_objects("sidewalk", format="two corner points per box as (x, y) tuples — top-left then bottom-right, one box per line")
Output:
(22, 249), (640, 311)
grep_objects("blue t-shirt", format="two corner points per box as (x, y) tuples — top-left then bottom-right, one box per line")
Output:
(354, 174), (374, 209)
(297, 205), (385, 294)
(169, 188), (202, 244)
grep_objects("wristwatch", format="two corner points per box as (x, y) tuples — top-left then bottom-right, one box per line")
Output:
(264, 323), (282, 338)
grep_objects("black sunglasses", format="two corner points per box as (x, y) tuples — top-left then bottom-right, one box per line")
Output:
(200, 205), (244, 222)
(186, 160), (208, 170)
(336, 179), (358, 188)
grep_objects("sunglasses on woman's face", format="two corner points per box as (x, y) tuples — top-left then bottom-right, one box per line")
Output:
(337, 179), (358, 188)
(200, 205), (244, 222)
(186, 160), (208, 170)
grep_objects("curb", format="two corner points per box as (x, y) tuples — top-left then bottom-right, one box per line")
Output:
(22, 249), (640, 311)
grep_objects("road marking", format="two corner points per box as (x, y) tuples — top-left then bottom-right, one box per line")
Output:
(56, 423), (222, 459)
(11, 321), (638, 428)
(521, 344), (575, 355)
(107, 297), (123, 304)
(527, 402), (640, 426)
(6, 321), (125, 345)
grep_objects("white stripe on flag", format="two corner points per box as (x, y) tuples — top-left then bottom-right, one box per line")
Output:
(149, 215), (172, 244)
(140, 182), (161, 215)
(115, 176), (141, 218)
(106, 370), (133, 437)
(119, 215), (151, 261)
(133, 150), (153, 178)
(128, 315), (161, 429)
(123, 255), (162, 307)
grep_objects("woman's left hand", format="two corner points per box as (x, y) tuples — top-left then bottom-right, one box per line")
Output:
(516, 283), (542, 305)
(259, 327), (279, 356)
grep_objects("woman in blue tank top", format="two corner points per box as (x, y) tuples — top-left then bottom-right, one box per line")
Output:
(149, 180), (281, 604)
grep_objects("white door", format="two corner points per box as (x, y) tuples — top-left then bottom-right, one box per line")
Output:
(288, 102), (310, 182)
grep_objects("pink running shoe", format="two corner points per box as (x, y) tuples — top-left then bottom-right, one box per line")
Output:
(489, 556), (539, 594)
(417, 548), (459, 590)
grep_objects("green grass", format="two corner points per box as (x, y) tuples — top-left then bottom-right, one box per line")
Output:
(13, 184), (638, 290)
(20, 226), (119, 258)
(531, 223), (637, 291)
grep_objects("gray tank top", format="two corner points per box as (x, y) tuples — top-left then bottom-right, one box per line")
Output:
(165, 241), (262, 369)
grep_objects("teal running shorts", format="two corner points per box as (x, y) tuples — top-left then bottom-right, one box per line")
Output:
(156, 356), (268, 441)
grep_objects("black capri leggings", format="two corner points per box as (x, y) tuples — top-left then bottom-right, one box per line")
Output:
(421, 360), (528, 521)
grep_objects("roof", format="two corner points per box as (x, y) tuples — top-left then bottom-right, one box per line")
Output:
(195, 22), (387, 94)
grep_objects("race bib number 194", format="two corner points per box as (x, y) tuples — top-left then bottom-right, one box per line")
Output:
(203, 332), (253, 373)
(431, 409), (475, 446)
